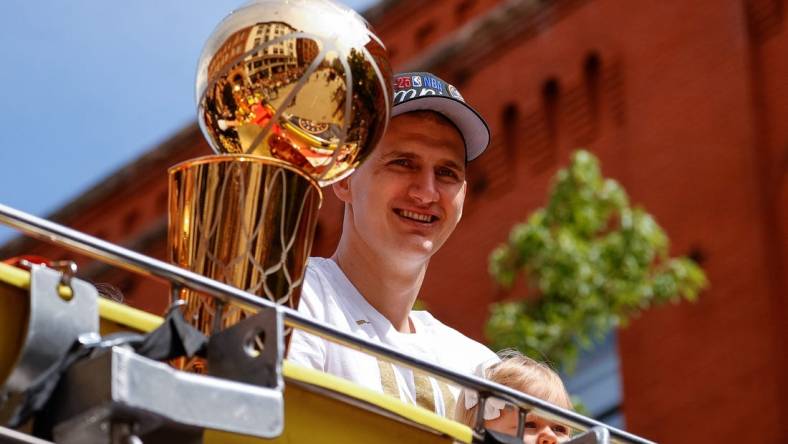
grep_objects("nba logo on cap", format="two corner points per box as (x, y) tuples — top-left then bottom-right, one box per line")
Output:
(390, 71), (491, 162)
(423, 75), (443, 93)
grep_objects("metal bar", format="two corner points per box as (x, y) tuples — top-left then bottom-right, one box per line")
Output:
(0, 426), (54, 444)
(0, 203), (653, 444)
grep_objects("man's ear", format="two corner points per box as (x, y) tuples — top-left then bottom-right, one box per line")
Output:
(457, 181), (467, 222)
(332, 177), (352, 203)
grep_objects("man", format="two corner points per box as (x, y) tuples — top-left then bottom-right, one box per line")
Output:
(287, 72), (496, 417)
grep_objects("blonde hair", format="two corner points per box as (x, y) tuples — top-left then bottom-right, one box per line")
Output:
(455, 350), (572, 426)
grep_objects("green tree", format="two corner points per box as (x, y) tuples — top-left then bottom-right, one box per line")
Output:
(486, 150), (707, 372)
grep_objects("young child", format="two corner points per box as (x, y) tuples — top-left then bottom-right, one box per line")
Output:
(456, 350), (573, 444)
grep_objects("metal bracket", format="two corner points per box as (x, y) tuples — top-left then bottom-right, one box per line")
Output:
(50, 346), (284, 443)
(1, 265), (98, 418)
(207, 307), (284, 390)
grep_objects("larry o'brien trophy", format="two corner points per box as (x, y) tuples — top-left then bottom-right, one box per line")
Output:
(169, 0), (392, 368)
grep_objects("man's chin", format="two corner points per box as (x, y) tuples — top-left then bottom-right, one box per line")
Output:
(399, 239), (438, 259)
(418, 239), (435, 251)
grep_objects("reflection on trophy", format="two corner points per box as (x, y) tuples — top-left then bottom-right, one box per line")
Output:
(169, 0), (392, 359)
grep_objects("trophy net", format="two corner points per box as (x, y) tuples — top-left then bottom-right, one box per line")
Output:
(168, 155), (320, 370)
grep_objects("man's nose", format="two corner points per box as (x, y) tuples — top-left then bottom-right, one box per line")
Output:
(408, 170), (439, 203)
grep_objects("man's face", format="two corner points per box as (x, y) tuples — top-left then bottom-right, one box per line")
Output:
(333, 112), (467, 263)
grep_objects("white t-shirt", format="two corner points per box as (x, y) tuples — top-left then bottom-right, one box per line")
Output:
(287, 257), (497, 418)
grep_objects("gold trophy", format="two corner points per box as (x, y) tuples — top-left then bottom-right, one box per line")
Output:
(168, 0), (392, 359)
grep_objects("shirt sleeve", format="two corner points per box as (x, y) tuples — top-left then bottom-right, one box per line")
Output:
(285, 269), (327, 372)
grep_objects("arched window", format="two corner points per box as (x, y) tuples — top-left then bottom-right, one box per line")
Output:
(502, 102), (520, 158)
(156, 190), (168, 214)
(583, 51), (602, 134)
(542, 77), (561, 148)
(122, 210), (140, 236)
(414, 20), (437, 48)
(455, 0), (476, 25)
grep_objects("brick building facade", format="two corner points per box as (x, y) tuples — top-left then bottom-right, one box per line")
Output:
(3, 1), (786, 442)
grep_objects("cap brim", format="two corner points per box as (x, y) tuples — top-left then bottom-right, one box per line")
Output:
(392, 96), (490, 162)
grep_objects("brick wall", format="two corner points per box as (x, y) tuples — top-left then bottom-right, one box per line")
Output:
(3, 1), (786, 442)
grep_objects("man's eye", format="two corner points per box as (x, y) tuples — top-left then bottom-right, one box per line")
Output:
(390, 158), (412, 168)
(523, 421), (537, 429)
(436, 167), (458, 179)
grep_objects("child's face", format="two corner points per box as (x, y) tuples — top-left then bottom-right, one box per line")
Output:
(522, 412), (571, 444)
(484, 408), (571, 443)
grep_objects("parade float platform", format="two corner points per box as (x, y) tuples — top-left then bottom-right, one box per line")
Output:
(0, 204), (648, 444)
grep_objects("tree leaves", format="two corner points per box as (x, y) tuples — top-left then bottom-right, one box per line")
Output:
(486, 150), (707, 372)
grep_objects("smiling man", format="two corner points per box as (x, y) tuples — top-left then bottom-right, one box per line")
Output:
(287, 72), (495, 417)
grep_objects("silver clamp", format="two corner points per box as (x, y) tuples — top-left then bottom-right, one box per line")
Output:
(1, 265), (98, 422)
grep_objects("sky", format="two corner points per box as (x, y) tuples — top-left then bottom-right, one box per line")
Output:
(0, 0), (378, 242)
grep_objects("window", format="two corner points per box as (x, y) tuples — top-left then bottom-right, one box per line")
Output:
(455, 0), (476, 24)
(583, 52), (602, 132)
(520, 77), (560, 174)
(542, 77), (560, 147)
(156, 190), (168, 214)
(415, 20), (437, 48)
(562, 331), (625, 428)
(502, 102), (520, 158)
(122, 210), (140, 235)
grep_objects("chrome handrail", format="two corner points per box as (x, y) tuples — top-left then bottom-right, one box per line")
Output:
(0, 202), (653, 444)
